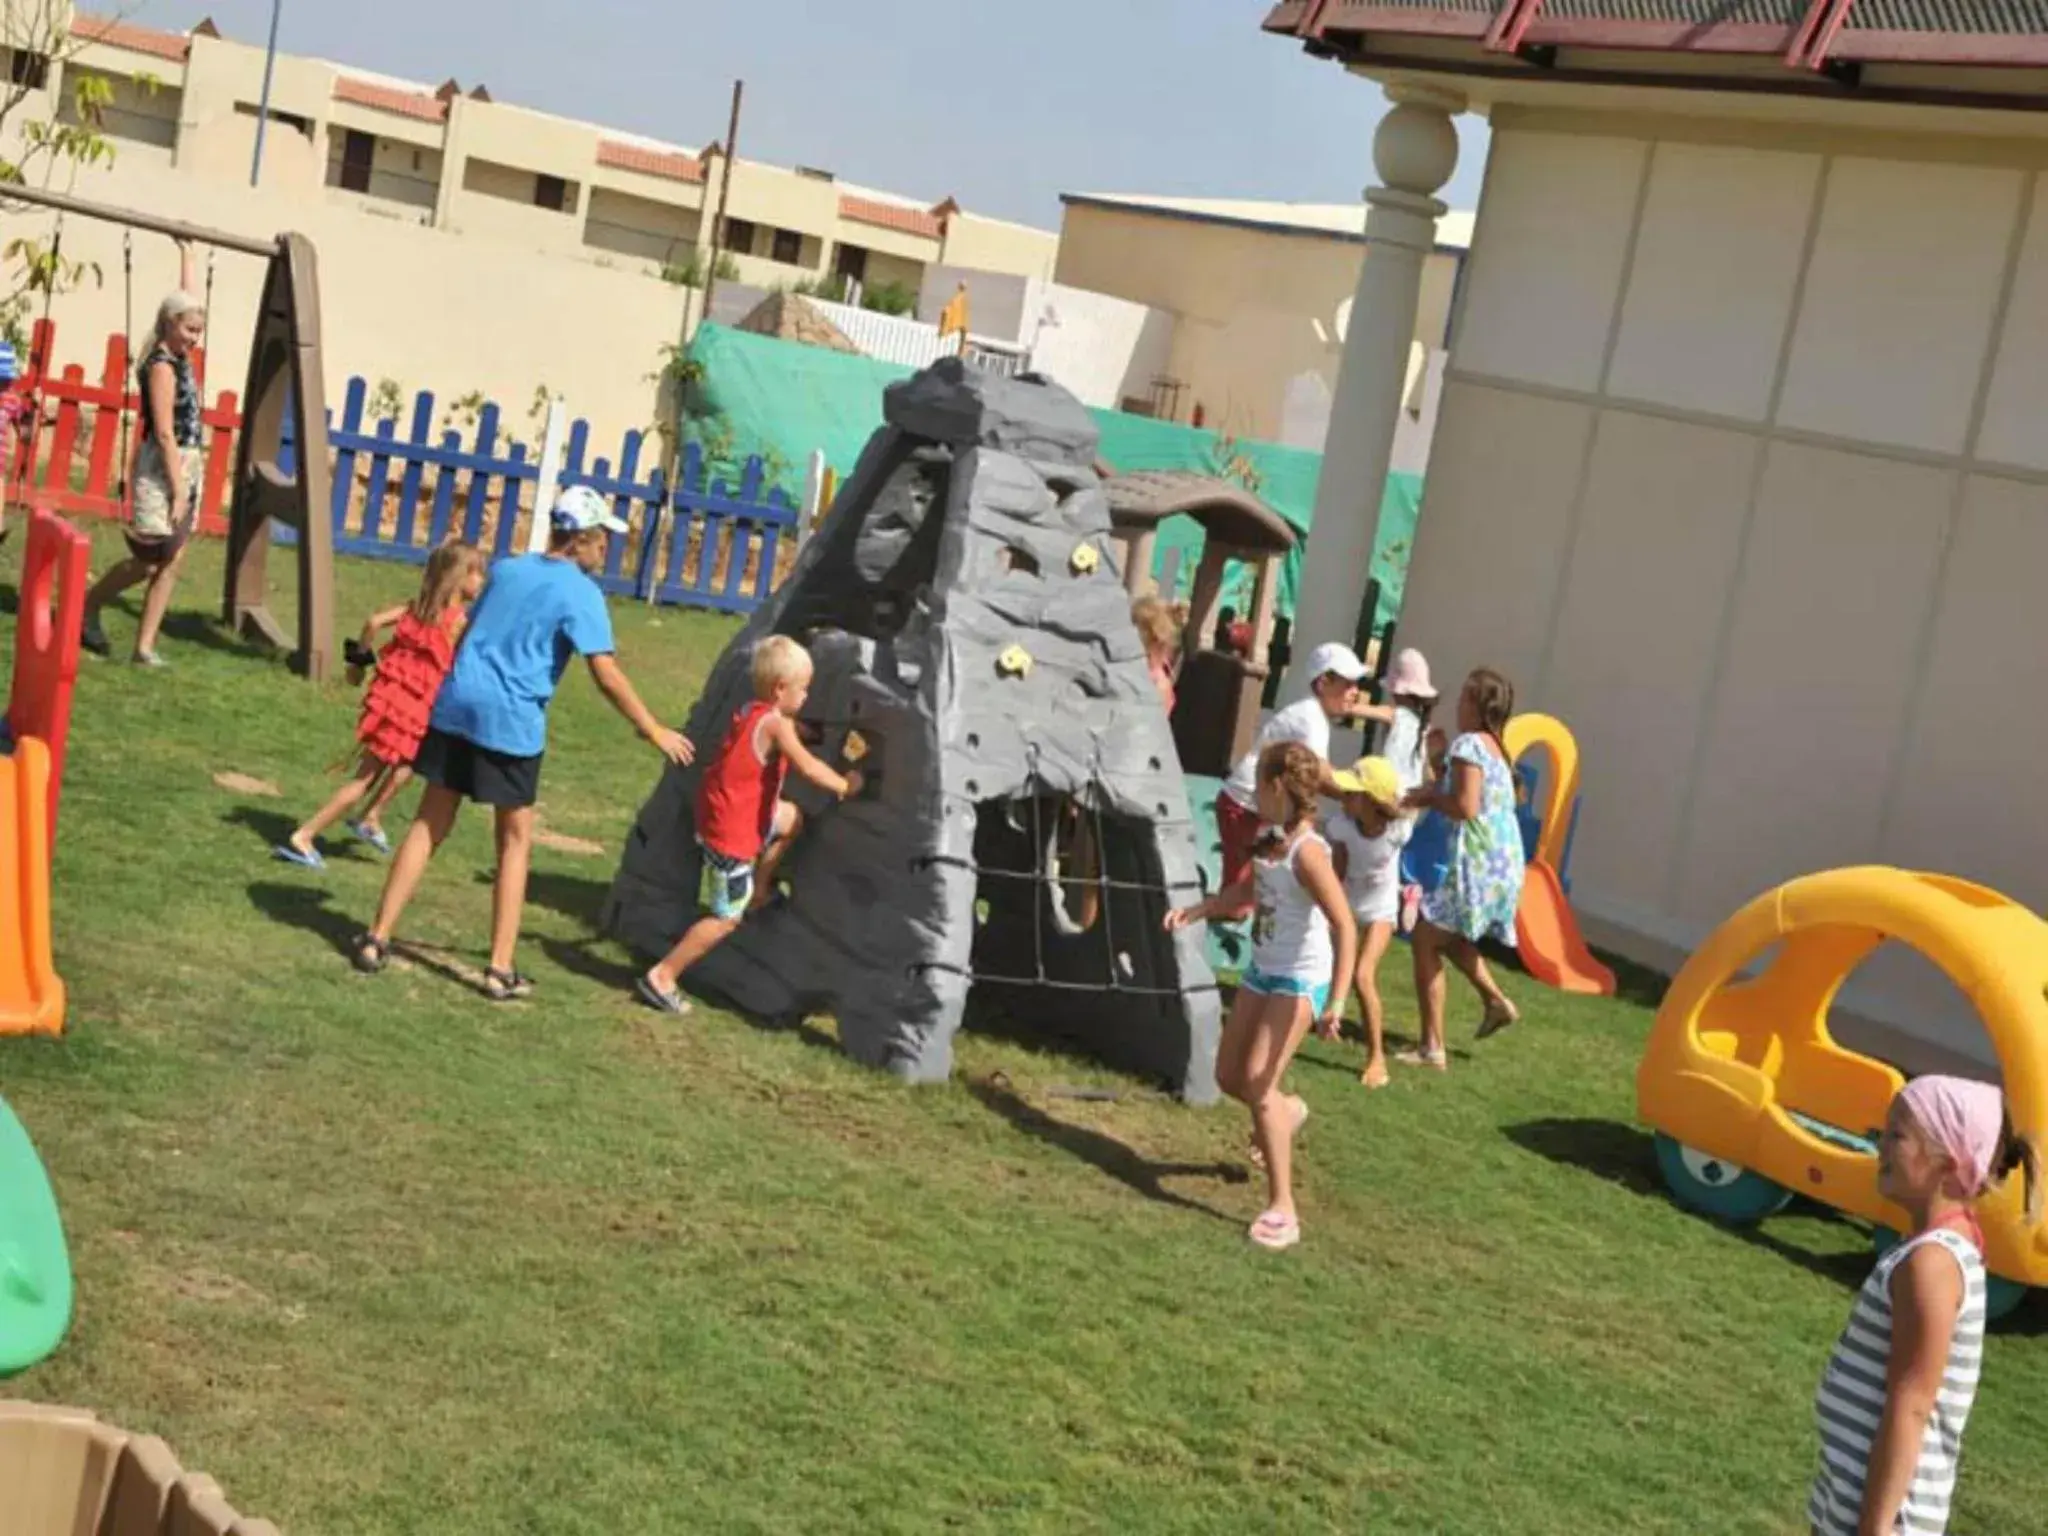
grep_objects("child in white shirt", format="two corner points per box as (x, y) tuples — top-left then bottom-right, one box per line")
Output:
(1321, 755), (1406, 1089)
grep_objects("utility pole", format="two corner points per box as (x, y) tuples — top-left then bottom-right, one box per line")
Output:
(249, 0), (284, 188)
(698, 80), (745, 334)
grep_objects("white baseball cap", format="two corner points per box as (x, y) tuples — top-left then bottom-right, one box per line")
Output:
(1304, 640), (1367, 683)
(551, 484), (629, 535)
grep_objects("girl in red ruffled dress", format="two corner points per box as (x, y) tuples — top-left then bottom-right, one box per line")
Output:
(275, 541), (485, 869)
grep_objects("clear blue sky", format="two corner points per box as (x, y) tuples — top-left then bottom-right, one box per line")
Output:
(182, 0), (1490, 227)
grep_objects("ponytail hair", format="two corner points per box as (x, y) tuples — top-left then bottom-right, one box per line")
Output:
(1994, 1109), (2044, 1226)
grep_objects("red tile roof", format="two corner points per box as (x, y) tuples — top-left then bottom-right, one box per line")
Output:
(333, 77), (449, 124)
(839, 195), (944, 241)
(597, 140), (705, 185)
(70, 15), (191, 62)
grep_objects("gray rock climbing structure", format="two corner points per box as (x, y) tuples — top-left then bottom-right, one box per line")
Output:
(605, 359), (1220, 1101)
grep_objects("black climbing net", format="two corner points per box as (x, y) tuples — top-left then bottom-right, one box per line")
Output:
(916, 768), (1198, 999)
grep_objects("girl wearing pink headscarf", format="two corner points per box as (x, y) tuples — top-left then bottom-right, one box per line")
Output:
(1809, 1077), (2040, 1536)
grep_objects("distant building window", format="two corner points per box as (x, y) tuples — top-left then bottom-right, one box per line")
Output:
(724, 217), (758, 257)
(771, 228), (803, 266)
(339, 128), (374, 194)
(7, 50), (50, 91)
(833, 243), (869, 286)
(535, 173), (570, 213)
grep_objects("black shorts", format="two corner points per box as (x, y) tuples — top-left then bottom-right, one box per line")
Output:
(123, 520), (193, 569)
(412, 728), (543, 809)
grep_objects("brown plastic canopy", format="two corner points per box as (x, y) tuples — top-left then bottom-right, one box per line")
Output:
(1100, 470), (1297, 556)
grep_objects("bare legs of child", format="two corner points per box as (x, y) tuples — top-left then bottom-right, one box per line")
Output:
(640, 802), (803, 1014)
(1407, 920), (1519, 1068)
(353, 789), (536, 1000)
(1351, 920), (1396, 1088)
(81, 540), (189, 664)
(281, 754), (412, 863)
(1217, 988), (1316, 1249)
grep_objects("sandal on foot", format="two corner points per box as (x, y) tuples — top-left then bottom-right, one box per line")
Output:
(483, 968), (536, 1003)
(1248, 1209), (1301, 1251)
(79, 618), (111, 657)
(272, 841), (326, 870)
(351, 933), (390, 975)
(131, 650), (168, 670)
(1393, 1046), (1448, 1070)
(636, 971), (694, 1016)
(1476, 1001), (1520, 1041)
(347, 820), (392, 856)
(1360, 1059), (1391, 1090)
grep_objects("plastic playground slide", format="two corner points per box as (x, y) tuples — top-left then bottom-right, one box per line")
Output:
(1, 737), (65, 1037)
(1517, 858), (1617, 997)
(0, 1092), (71, 1376)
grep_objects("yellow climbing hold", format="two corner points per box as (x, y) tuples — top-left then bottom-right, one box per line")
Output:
(997, 645), (1034, 678)
(1070, 543), (1101, 575)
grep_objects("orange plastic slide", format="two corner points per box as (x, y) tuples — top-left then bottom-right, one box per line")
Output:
(1, 737), (65, 1037)
(1517, 857), (1616, 997)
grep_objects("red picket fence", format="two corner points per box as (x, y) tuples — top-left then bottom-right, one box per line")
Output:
(1, 318), (242, 535)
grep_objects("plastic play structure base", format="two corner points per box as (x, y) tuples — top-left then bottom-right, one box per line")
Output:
(0, 1402), (278, 1535)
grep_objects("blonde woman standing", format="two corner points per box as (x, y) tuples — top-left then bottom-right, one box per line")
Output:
(81, 239), (203, 668)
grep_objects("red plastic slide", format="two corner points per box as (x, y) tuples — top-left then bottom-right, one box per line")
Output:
(6, 507), (89, 837)
(1517, 858), (1616, 997)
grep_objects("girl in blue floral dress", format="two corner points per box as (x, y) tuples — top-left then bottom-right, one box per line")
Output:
(1400, 667), (1523, 1069)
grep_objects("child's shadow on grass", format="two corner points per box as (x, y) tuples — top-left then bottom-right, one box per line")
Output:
(492, 868), (610, 928)
(967, 1075), (1248, 1224)
(1505, 1116), (1873, 1291)
(246, 879), (360, 960)
(159, 611), (278, 660)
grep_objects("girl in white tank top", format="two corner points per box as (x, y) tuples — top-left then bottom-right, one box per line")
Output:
(1167, 741), (1356, 1254)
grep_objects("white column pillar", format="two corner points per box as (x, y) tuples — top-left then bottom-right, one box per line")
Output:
(1283, 87), (1463, 700)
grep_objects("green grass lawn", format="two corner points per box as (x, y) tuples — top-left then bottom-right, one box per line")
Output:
(3, 527), (2045, 1534)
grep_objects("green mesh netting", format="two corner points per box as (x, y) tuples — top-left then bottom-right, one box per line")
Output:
(680, 323), (1421, 630)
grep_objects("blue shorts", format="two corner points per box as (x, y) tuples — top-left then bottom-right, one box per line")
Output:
(1240, 965), (1330, 1017)
(698, 831), (784, 920)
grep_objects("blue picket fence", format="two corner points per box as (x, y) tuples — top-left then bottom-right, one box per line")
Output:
(281, 379), (801, 614)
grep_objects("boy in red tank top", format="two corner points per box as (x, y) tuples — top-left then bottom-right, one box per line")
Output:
(637, 636), (861, 1015)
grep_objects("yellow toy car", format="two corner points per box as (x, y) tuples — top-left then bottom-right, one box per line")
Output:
(1637, 866), (2047, 1320)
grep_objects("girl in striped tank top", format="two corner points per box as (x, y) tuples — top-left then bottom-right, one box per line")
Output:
(1810, 1076), (2041, 1536)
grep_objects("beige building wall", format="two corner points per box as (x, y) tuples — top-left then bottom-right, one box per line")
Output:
(1396, 106), (2048, 1061)
(11, 150), (685, 457)
(1054, 201), (1461, 436)
(941, 214), (1059, 283)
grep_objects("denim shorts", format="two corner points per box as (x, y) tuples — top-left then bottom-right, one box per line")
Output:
(1241, 965), (1330, 1018)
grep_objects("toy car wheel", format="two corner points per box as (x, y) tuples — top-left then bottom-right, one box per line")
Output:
(1653, 1132), (1794, 1224)
(1871, 1227), (2032, 1323)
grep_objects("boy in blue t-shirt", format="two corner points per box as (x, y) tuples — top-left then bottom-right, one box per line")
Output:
(351, 487), (692, 999)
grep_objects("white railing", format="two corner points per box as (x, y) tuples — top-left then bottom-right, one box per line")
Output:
(810, 299), (1031, 378)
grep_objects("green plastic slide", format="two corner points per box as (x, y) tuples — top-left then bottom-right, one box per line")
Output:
(0, 1094), (71, 1376)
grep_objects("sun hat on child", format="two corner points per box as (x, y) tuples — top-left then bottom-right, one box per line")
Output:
(551, 484), (630, 535)
(1383, 648), (1437, 699)
(1329, 755), (1402, 807)
(1304, 640), (1367, 682)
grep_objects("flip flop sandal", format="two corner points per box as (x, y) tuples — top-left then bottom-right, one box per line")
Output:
(348, 820), (393, 856)
(1393, 1047), (1448, 1069)
(272, 842), (325, 870)
(1476, 1003), (1520, 1041)
(1248, 1209), (1301, 1251)
(351, 933), (390, 975)
(636, 971), (694, 1016)
(483, 968), (536, 1003)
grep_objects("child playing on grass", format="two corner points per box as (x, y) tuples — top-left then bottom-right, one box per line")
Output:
(350, 487), (691, 1001)
(274, 541), (485, 868)
(1353, 647), (1440, 933)
(1319, 755), (1406, 1089)
(1212, 640), (1367, 918)
(1168, 741), (1356, 1251)
(1131, 594), (1184, 715)
(1401, 666), (1523, 1069)
(1810, 1077), (2040, 1536)
(636, 634), (862, 1016)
